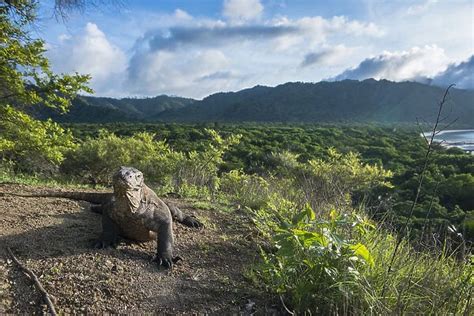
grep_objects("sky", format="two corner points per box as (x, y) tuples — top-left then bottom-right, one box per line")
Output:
(37, 0), (474, 99)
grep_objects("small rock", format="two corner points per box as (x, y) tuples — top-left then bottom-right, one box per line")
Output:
(244, 299), (256, 314)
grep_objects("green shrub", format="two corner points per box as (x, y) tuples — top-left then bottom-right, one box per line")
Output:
(255, 205), (375, 314)
(61, 129), (241, 197)
(272, 149), (393, 213)
(220, 169), (271, 209)
(252, 202), (473, 314)
(0, 106), (76, 174)
(61, 130), (181, 185)
(173, 129), (241, 193)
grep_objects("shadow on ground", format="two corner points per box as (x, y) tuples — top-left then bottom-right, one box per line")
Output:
(0, 184), (278, 314)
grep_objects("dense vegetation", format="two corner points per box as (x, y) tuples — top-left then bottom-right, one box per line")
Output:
(30, 80), (474, 126)
(63, 123), (474, 242)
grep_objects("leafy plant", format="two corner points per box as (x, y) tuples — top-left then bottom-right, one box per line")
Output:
(255, 205), (375, 314)
(61, 130), (182, 185)
(173, 129), (241, 192)
(220, 169), (271, 209)
(0, 105), (76, 173)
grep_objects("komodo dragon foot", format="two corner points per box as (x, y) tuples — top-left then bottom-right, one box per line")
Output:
(151, 254), (183, 269)
(182, 215), (203, 228)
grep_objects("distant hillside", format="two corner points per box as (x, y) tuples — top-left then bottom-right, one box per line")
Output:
(30, 79), (474, 126)
(157, 79), (474, 126)
(30, 95), (195, 123)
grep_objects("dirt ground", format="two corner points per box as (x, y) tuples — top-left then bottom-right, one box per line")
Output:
(0, 183), (279, 314)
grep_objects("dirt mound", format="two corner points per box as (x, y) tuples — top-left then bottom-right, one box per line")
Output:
(0, 184), (276, 314)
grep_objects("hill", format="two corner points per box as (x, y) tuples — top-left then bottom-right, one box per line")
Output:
(30, 79), (474, 126)
(29, 95), (195, 123)
(157, 79), (474, 126)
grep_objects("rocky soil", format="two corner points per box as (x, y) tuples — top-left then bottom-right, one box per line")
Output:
(0, 183), (278, 314)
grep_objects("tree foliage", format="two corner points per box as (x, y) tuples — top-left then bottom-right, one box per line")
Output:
(0, 0), (91, 171)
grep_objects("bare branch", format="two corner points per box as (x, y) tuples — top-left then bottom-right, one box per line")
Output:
(279, 295), (295, 315)
(6, 247), (58, 316)
(381, 83), (456, 298)
(439, 118), (459, 134)
(53, 0), (124, 21)
(416, 118), (429, 145)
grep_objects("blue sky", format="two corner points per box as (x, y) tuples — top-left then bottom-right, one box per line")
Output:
(37, 0), (473, 98)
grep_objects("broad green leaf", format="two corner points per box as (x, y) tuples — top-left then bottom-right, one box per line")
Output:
(292, 229), (328, 247)
(350, 243), (374, 267)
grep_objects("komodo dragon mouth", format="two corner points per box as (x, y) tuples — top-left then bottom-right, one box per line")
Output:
(113, 166), (145, 213)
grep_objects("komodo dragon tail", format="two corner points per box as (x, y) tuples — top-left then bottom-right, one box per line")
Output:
(0, 190), (112, 205)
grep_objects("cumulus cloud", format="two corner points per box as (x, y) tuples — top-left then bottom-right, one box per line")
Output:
(48, 23), (127, 96)
(197, 71), (237, 82)
(45, 9), (385, 98)
(42, 0), (473, 98)
(333, 45), (449, 82)
(223, 0), (264, 22)
(431, 55), (474, 89)
(126, 49), (241, 97)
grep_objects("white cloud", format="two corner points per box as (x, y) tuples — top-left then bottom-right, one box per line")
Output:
(124, 13), (383, 98)
(126, 49), (239, 98)
(174, 8), (192, 20)
(333, 45), (450, 82)
(48, 23), (127, 96)
(367, 0), (472, 62)
(223, 0), (264, 22)
(299, 16), (383, 38)
(138, 15), (383, 53)
(431, 55), (474, 89)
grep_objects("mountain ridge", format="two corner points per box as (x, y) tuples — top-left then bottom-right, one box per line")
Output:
(29, 94), (195, 123)
(31, 79), (474, 126)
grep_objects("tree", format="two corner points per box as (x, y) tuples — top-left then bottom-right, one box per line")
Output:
(0, 0), (91, 172)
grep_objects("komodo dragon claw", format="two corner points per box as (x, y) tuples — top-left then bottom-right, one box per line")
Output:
(182, 215), (204, 228)
(151, 254), (182, 269)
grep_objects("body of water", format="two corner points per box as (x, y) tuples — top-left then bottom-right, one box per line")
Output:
(422, 129), (474, 153)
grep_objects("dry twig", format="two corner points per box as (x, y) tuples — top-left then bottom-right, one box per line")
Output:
(6, 247), (58, 316)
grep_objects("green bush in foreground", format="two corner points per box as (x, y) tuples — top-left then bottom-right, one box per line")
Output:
(255, 205), (374, 314)
(248, 199), (472, 314)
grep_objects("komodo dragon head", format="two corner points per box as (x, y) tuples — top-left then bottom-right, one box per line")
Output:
(112, 166), (145, 213)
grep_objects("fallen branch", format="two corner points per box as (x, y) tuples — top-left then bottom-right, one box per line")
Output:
(279, 294), (294, 315)
(6, 247), (58, 316)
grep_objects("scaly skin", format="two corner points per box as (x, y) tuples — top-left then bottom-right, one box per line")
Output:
(3, 167), (203, 268)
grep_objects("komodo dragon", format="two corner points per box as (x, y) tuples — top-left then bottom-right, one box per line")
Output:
(4, 166), (202, 268)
